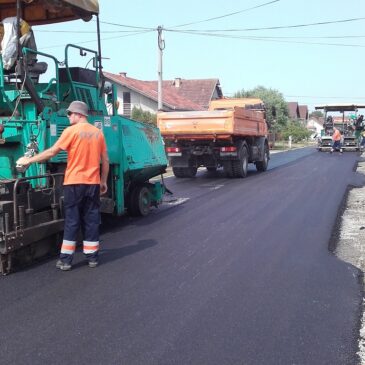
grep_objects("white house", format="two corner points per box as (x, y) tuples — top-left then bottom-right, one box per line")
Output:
(307, 117), (324, 138)
(104, 72), (223, 117)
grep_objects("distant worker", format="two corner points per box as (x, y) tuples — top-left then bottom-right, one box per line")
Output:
(360, 129), (365, 151)
(324, 115), (333, 134)
(356, 115), (364, 130)
(331, 127), (343, 154)
(16, 101), (110, 271)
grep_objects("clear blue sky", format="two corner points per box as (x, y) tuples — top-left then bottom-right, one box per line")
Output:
(34, 0), (365, 112)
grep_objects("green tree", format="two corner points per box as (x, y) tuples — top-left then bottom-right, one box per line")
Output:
(281, 120), (311, 142)
(234, 86), (289, 130)
(131, 107), (157, 126)
(309, 110), (323, 118)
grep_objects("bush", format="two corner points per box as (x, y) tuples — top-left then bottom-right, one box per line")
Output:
(131, 107), (157, 126)
(281, 120), (311, 142)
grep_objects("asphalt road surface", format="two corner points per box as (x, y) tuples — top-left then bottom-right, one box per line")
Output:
(0, 147), (364, 365)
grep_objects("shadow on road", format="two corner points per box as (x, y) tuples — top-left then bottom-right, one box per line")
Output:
(68, 239), (158, 269)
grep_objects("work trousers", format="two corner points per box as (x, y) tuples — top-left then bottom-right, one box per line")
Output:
(60, 184), (100, 264)
(332, 140), (341, 150)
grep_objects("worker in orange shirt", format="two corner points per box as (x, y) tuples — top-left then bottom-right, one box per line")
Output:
(16, 101), (110, 271)
(331, 127), (343, 154)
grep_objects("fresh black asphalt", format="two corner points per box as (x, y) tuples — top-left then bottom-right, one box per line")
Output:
(0, 147), (363, 365)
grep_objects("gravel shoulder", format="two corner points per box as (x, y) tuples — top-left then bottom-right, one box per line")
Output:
(334, 155), (365, 364)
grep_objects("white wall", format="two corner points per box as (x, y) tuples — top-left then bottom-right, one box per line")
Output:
(307, 118), (323, 135)
(114, 84), (158, 115)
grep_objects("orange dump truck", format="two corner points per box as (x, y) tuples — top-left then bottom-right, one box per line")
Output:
(157, 98), (270, 178)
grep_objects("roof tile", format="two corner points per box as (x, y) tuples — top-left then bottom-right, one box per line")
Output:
(104, 72), (222, 111)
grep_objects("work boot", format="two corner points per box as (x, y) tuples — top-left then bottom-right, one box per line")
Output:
(56, 260), (72, 271)
(88, 260), (98, 268)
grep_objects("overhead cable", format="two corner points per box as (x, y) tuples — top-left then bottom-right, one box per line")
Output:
(99, 20), (154, 31)
(169, 0), (280, 28)
(39, 30), (154, 50)
(169, 30), (365, 48)
(166, 17), (365, 33)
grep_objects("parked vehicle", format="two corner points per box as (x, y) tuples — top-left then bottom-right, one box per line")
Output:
(157, 98), (270, 178)
(0, 0), (167, 274)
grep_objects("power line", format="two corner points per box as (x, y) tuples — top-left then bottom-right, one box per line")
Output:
(166, 17), (365, 32)
(169, 0), (280, 28)
(93, 15), (365, 33)
(98, 20), (154, 31)
(285, 95), (365, 99)
(36, 29), (140, 34)
(39, 28), (365, 51)
(35, 28), (365, 40)
(40, 1), (279, 32)
(35, 27), (365, 42)
(39, 30), (153, 50)
(36, 14), (365, 50)
(239, 35), (365, 39)
(168, 29), (365, 48)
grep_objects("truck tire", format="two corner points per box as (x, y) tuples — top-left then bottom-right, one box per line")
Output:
(128, 184), (151, 216)
(172, 167), (185, 178)
(255, 144), (269, 172)
(172, 166), (197, 178)
(232, 146), (248, 178)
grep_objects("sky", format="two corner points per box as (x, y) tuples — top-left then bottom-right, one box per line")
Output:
(33, 0), (365, 112)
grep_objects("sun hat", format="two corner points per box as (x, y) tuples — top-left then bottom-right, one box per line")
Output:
(67, 101), (88, 116)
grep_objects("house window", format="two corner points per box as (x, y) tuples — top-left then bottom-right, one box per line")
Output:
(123, 92), (131, 117)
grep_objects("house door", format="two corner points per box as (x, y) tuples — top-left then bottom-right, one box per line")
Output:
(123, 92), (131, 117)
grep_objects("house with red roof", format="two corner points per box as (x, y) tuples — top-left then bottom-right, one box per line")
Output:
(287, 102), (300, 120)
(299, 105), (308, 121)
(104, 72), (223, 117)
(287, 102), (308, 124)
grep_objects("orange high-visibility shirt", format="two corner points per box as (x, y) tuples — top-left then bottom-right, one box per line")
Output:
(54, 122), (107, 185)
(332, 129), (341, 141)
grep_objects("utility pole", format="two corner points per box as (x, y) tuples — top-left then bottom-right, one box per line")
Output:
(157, 26), (165, 111)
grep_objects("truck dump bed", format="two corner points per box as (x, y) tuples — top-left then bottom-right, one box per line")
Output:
(157, 107), (267, 140)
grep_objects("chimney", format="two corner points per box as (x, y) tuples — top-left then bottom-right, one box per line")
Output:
(174, 77), (182, 88)
(119, 72), (127, 77)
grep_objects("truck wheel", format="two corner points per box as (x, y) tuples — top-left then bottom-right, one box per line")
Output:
(128, 185), (151, 216)
(232, 146), (248, 178)
(255, 145), (269, 172)
(172, 167), (185, 178)
(172, 167), (197, 178)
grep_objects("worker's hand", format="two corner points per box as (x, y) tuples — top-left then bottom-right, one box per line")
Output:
(100, 182), (108, 195)
(16, 157), (31, 167)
